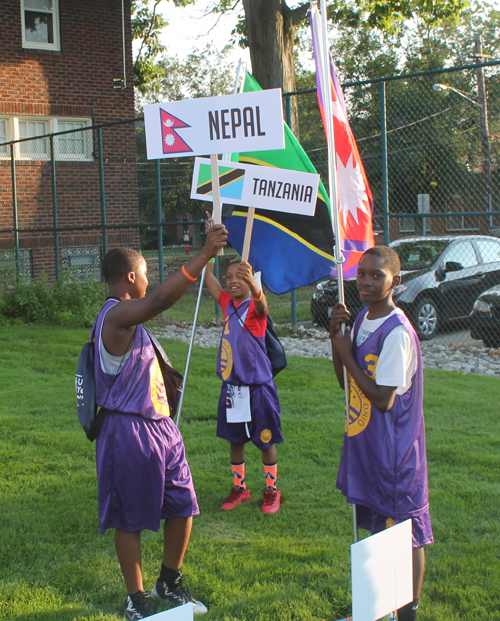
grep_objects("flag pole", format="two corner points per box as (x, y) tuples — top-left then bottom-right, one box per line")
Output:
(175, 61), (244, 427)
(317, 0), (357, 543)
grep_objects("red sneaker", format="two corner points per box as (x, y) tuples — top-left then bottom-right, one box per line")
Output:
(221, 486), (251, 511)
(261, 488), (281, 514)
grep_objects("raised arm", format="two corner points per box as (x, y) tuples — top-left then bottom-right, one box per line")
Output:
(205, 261), (223, 301)
(238, 262), (267, 317)
(102, 224), (227, 355)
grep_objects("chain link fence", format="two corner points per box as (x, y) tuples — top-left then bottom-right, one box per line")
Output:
(293, 61), (500, 349)
(1, 61), (500, 347)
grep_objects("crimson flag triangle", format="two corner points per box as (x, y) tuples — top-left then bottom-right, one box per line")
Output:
(160, 109), (193, 155)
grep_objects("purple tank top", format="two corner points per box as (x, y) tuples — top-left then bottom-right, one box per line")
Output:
(217, 297), (272, 386)
(336, 308), (430, 519)
(93, 299), (170, 421)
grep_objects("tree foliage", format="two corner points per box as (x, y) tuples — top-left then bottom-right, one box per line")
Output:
(294, 1), (500, 223)
(140, 43), (237, 104)
(132, 0), (195, 94)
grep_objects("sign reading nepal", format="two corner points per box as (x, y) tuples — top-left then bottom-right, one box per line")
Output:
(191, 158), (319, 217)
(208, 107), (266, 141)
(144, 89), (285, 160)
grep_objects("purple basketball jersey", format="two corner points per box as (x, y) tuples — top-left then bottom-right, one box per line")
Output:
(93, 299), (170, 421)
(337, 309), (431, 520)
(217, 297), (273, 386)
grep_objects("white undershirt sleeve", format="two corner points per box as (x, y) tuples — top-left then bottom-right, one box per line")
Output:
(375, 326), (415, 392)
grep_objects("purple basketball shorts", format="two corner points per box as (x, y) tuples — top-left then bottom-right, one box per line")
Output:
(216, 380), (283, 450)
(95, 412), (199, 534)
(356, 504), (434, 548)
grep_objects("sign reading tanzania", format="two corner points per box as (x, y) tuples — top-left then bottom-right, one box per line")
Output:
(144, 90), (285, 160)
(191, 158), (319, 216)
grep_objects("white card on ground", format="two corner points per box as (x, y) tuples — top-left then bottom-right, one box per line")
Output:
(351, 519), (412, 621)
(148, 603), (193, 621)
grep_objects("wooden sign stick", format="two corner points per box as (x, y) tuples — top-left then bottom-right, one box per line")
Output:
(210, 153), (224, 256)
(241, 207), (255, 262)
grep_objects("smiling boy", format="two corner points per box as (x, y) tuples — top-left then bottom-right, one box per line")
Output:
(205, 259), (283, 514)
(329, 246), (433, 621)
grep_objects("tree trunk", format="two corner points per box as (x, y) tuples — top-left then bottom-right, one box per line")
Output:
(242, 0), (308, 137)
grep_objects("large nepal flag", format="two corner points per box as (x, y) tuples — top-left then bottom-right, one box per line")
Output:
(222, 72), (335, 295)
(310, 4), (374, 279)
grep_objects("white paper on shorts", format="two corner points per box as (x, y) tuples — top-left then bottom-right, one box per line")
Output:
(148, 602), (193, 620)
(351, 519), (413, 621)
(226, 384), (251, 423)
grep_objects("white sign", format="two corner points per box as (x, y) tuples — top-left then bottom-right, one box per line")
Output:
(351, 520), (413, 621)
(148, 602), (193, 620)
(191, 158), (319, 216)
(144, 90), (285, 160)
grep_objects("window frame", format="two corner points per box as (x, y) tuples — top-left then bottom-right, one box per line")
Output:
(0, 118), (11, 156)
(0, 116), (93, 162)
(17, 117), (51, 160)
(54, 119), (93, 161)
(21, 0), (61, 52)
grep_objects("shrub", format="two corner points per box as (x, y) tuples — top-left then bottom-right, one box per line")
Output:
(0, 273), (106, 328)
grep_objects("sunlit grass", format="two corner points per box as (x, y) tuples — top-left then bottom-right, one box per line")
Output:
(0, 325), (499, 620)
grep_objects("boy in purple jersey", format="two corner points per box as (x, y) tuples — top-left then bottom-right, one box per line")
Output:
(93, 221), (227, 620)
(330, 246), (433, 621)
(205, 255), (283, 514)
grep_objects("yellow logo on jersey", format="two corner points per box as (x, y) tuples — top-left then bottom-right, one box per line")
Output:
(220, 338), (233, 381)
(149, 356), (170, 417)
(346, 353), (379, 436)
(260, 429), (272, 443)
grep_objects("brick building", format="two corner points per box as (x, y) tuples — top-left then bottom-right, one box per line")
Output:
(0, 0), (138, 280)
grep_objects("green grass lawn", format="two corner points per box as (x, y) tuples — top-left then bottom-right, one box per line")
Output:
(1, 325), (500, 620)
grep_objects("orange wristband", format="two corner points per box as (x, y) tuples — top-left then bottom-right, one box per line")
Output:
(181, 265), (196, 282)
(252, 289), (263, 302)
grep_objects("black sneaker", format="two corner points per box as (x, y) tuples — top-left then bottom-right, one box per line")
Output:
(124, 591), (156, 620)
(150, 572), (207, 615)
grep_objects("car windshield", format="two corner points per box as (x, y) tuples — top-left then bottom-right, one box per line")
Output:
(392, 240), (451, 270)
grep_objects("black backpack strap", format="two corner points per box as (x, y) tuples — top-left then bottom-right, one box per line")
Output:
(231, 301), (267, 354)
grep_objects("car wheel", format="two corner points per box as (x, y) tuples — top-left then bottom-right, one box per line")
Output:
(412, 297), (440, 340)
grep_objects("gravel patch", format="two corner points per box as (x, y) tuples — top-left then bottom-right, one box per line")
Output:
(152, 322), (500, 377)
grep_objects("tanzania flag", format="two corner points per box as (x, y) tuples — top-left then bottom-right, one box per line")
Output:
(222, 72), (335, 295)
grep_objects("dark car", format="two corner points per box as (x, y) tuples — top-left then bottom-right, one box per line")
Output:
(311, 235), (500, 340)
(469, 284), (500, 348)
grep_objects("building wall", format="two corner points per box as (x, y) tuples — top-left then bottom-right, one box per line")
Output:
(0, 0), (138, 280)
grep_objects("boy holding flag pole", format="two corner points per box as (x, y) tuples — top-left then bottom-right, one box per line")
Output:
(310, 3), (433, 619)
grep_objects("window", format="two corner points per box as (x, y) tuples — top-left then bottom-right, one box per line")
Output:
(476, 239), (500, 264)
(0, 116), (92, 161)
(396, 240), (450, 271)
(399, 217), (415, 233)
(56, 121), (92, 160)
(19, 119), (49, 158)
(22, 0), (60, 51)
(444, 241), (478, 269)
(446, 206), (479, 232)
(0, 250), (33, 283)
(0, 120), (8, 155)
(61, 246), (101, 281)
